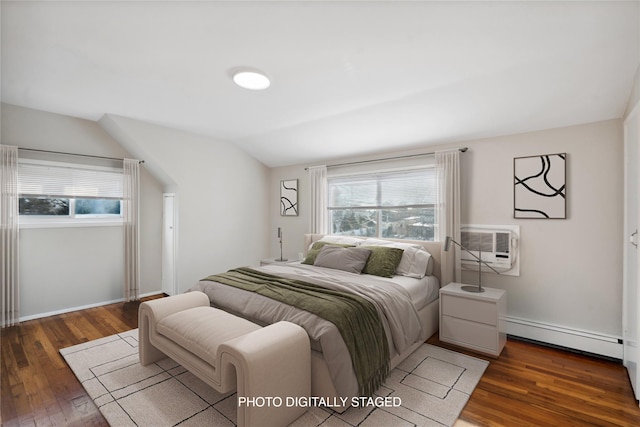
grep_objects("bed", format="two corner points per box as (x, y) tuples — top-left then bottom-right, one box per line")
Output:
(188, 233), (442, 411)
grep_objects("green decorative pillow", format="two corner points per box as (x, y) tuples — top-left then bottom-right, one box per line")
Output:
(360, 246), (405, 278)
(302, 241), (354, 265)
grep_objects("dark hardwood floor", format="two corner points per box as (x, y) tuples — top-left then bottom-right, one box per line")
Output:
(428, 335), (640, 427)
(2, 297), (639, 426)
(1, 295), (163, 427)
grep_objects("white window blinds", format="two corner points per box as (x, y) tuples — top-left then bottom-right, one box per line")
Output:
(328, 169), (436, 209)
(18, 160), (124, 199)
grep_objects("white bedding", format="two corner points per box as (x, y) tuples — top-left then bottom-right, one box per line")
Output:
(374, 273), (440, 311)
(264, 261), (440, 312)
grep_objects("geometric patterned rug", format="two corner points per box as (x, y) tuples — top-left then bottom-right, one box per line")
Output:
(60, 329), (488, 427)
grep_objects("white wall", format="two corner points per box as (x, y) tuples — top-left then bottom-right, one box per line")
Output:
(1, 104), (164, 318)
(98, 115), (271, 292)
(271, 119), (624, 346)
(460, 120), (623, 338)
(19, 226), (125, 316)
(269, 166), (309, 261)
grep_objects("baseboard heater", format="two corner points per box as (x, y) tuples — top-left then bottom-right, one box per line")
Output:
(506, 316), (623, 361)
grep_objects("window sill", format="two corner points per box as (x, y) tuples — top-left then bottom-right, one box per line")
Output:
(19, 219), (124, 229)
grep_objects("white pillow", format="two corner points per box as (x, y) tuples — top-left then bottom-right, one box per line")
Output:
(360, 238), (421, 249)
(397, 246), (432, 278)
(318, 235), (365, 246)
(358, 238), (392, 246)
(360, 238), (432, 278)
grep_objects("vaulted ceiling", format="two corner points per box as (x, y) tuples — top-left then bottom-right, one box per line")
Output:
(2, 1), (639, 167)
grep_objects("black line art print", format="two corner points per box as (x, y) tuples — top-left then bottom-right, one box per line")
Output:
(280, 179), (298, 216)
(514, 153), (566, 219)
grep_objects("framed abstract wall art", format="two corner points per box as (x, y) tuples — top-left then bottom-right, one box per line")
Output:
(514, 153), (566, 219)
(280, 179), (298, 216)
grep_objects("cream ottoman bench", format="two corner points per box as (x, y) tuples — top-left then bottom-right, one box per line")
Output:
(138, 291), (311, 427)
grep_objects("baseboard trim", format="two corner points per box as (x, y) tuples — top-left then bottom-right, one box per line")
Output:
(18, 291), (164, 323)
(506, 316), (623, 360)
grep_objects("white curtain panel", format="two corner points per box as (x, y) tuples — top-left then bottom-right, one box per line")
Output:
(123, 159), (140, 302)
(436, 150), (462, 285)
(308, 165), (328, 234)
(1, 145), (20, 327)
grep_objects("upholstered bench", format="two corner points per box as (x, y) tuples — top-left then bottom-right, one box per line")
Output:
(138, 291), (311, 427)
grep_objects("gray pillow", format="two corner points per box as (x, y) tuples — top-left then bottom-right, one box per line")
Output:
(302, 241), (354, 265)
(313, 245), (372, 274)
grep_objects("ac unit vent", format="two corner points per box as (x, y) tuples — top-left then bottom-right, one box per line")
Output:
(459, 225), (520, 276)
(496, 232), (510, 253)
(461, 231), (493, 252)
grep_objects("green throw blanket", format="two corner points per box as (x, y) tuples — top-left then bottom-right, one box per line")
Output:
(202, 267), (389, 397)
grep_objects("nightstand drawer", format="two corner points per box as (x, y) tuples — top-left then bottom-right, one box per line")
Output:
(441, 294), (497, 325)
(441, 315), (498, 352)
(439, 283), (506, 357)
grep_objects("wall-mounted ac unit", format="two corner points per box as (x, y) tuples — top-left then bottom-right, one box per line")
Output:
(460, 224), (520, 276)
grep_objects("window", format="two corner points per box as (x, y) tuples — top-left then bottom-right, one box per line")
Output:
(19, 197), (121, 217)
(18, 159), (124, 227)
(328, 168), (437, 241)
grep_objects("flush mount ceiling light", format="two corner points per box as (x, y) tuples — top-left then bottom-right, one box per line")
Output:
(232, 70), (271, 90)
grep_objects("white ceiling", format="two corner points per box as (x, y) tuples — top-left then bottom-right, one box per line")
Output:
(2, 1), (639, 167)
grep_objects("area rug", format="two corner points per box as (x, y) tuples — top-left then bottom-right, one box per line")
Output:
(60, 329), (488, 427)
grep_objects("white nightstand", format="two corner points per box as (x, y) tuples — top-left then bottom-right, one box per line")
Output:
(260, 258), (296, 266)
(439, 282), (507, 357)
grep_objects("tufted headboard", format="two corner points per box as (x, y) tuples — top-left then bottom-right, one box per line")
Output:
(303, 234), (443, 284)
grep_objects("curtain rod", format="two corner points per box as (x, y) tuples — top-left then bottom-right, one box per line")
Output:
(305, 147), (467, 170)
(18, 147), (145, 164)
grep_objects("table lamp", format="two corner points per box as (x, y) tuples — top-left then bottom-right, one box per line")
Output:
(444, 236), (500, 293)
(276, 227), (287, 262)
